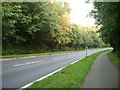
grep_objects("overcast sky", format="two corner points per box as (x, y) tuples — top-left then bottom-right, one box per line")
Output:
(68, 0), (95, 26)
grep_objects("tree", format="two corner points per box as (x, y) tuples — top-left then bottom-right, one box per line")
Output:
(2, 2), (72, 54)
(2, 2), (106, 55)
(90, 2), (119, 56)
(68, 24), (104, 49)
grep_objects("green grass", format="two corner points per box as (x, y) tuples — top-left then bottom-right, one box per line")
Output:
(107, 51), (120, 69)
(27, 50), (108, 88)
(1, 50), (80, 59)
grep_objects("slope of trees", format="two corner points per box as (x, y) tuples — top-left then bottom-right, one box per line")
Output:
(68, 25), (105, 49)
(90, 2), (119, 56)
(2, 2), (105, 55)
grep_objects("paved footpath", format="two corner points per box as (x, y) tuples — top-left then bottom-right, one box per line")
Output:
(83, 51), (119, 88)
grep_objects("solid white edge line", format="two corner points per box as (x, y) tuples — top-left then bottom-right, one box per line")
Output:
(19, 48), (110, 90)
(18, 66), (66, 90)
(19, 56), (86, 90)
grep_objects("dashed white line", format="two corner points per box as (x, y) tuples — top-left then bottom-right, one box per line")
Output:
(19, 57), (86, 90)
(18, 48), (111, 89)
(14, 61), (40, 67)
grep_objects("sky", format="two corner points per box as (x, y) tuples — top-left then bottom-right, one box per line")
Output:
(67, 0), (95, 26)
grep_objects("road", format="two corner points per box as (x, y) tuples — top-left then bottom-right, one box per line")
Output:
(83, 51), (118, 88)
(2, 48), (110, 89)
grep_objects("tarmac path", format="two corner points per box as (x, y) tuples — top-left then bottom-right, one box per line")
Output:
(83, 51), (119, 88)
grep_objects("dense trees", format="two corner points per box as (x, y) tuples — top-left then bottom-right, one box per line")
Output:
(2, 2), (105, 55)
(68, 24), (105, 49)
(90, 2), (119, 56)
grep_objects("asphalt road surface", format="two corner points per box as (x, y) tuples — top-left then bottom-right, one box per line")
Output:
(83, 51), (118, 88)
(2, 48), (110, 89)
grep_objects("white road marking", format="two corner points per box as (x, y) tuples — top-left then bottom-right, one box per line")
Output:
(14, 61), (40, 67)
(18, 48), (111, 89)
(19, 57), (86, 90)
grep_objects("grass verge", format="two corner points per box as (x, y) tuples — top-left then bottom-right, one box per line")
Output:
(107, 51), (120, 69)
(27, 50), (108, 88)
(1, 51), (78, 59)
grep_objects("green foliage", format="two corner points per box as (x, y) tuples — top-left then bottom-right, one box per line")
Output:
(68, 24), (105, 49)
(108, 51), (120, 69)
(2, 2), (106, 55)
(90, 2), (119, 55)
